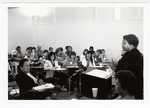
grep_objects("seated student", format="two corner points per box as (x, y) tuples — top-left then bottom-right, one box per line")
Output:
(76, 56), (82, 67)
(55, 47), (66, 66)
(39, 49), (49, 65)
(15, 59), (56, 99)
(65, 51), (78, 77)
(28, 46), (32, 54)
(36, 45), (43, 58)
(37, 50), (49, 81)
(49, 47), (53, 53)
(24, 47), (32, 63)
(11, 50), (18, 58)
(101, 49), (108, 62)
(59, 47), (66, 60)
(65, 46), (73, 57)
(94, 49), (103, 65)
(44, 52), (59, 70)
(24, 46), (32, 56)
(60, 51), (78, 67)
(57, 48), (76, 67)
(80, 49), (89, 62)
(82, 51), (96, 67)
(16, 46), (23, 58)
(67, 51), (78, 66)
(42, 50), (49, 60)
(30, 47), (39, 62)
(11, 46), (23, 58)
(89, 46), (95, 56)
(44, 52), (67, 91)
(114, 70), (137, 100)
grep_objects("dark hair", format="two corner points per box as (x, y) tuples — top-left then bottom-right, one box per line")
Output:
(59, 47), (63, 51)
(32, 47), (36, 50)
(49, 47), (53, 51)
(86, 51), (94, 64)
(65, 46), (69, 50)
(47, 52), (56, 61)
(101, 49), (105, 52)
(55, 48), (61, 55)
(123, 34), (139, 48)
(96, 49), (102, 54)
(70, 51), (76, 58)
(16, 46), (21, 50)
(66, 46), (72, 50)
(19, 59), (28, 68)
(55, 47), (63, 54)
(76, 56), (80, 61)
(115, 70), (137, 96)
(89, 46), (94, 50)
(26, 47), (30, 51)
(83, 49), (89, 55)
(86, 51), (91, 55)
(43, 49), (48, 53)
(29, 47), (32, 50)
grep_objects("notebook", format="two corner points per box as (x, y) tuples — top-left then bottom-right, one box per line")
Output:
(32, 83), (54, 91)
(86, 69), (113, 79)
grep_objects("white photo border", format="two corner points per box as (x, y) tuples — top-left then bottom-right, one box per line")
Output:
(1, 1), (150, 108)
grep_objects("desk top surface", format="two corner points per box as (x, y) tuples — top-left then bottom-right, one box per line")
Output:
(66, 65), (79, 68)
(30, 66), (44, 69)
(82, 67), (113, 79)
(50, 68), (67, 71)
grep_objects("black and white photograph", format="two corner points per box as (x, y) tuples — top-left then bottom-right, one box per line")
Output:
(1, 1), (150, 108)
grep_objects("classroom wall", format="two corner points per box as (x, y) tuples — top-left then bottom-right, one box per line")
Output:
(8, 8), (143, 61)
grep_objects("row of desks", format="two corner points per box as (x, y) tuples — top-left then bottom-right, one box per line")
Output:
(8, 57), (114, 99)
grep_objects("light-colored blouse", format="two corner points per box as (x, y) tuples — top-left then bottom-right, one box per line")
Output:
(82, 57), (96, 67)
(44, 60), (59, 70)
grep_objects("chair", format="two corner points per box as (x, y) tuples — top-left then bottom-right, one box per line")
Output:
(8, 76), (36, 100)
(9, 61), (19, 75)
(8, 68), (19, 99)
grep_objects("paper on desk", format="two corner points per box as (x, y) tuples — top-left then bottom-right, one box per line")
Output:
(86, 69), (112, 79)
(10, 89), (20, 95)
(67, 65), (78, 68)
(32, 83), (54, 91)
